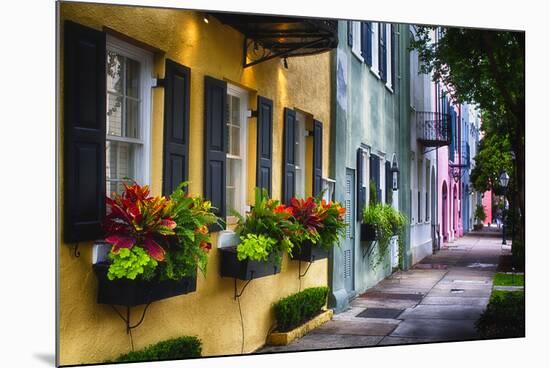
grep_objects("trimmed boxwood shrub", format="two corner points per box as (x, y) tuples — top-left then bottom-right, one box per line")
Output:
(112, 336), (202, 363)
(273, 286), (328, 332)
(476, 292), (525, 339)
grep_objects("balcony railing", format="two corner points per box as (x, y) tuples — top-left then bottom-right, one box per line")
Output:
(416, 111), (451, 147)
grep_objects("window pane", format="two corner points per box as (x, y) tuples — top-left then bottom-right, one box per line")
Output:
(106, 140), (138, 196)
(107, 51), (123, 93)
(126, 98), (139, 138)
(226, 158), (241, 214)
(231, 126), (240, 156)
(231, 96), (240, 126)
(107, 93), (123, 136)
(125, 58), (140, 98)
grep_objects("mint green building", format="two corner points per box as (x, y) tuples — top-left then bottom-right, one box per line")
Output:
(329, 21), (411, 311)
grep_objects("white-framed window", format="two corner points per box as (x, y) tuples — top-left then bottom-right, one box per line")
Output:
(361, 148), (369, 203)
(322, 177), (336, 202)
(371, 22), (380, 77)
(385, 23), (393, 90)
(295, 111), (307, 198)
(226, 84), (248, 223)
(106, 35), (152, 196)
(351, 21), (364, 62)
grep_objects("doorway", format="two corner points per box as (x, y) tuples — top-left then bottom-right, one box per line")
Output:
(442, 181), (448, 242)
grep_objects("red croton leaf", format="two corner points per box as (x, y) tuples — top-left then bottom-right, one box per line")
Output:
(161, 218), (177, 230)
(143, 237), (166, 261)
(105, 235), (136, 252)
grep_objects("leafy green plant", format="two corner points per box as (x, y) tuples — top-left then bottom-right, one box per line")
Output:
(102, 183), (221, 281)
(474, 204), (487, 224)
(273, 287), (328, 332)
(111, 336), (202, 363)
(234, 188), (300, 266)
(237, 233), (277, 262)
(369, 179), (378, 205)
(316, 198), (347, 251)
(159, 183), (221, 280)
(476, 291), (524, 338)
(107, 247), (158, 281)
(363, 203), (406, 268)
(287, 195), (347, 252)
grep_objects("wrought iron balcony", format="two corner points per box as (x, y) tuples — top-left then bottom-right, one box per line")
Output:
(416, 111), (452, 147)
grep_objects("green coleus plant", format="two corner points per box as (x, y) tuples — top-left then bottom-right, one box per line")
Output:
(236, 234), (277, 262)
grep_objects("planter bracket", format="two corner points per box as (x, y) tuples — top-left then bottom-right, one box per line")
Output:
(73, 242), (80, 258)
(234, 274), (254, 299)
(298, 259), (314, 278)
(362, 241), (376, 259)
(110, 302), (152, 335)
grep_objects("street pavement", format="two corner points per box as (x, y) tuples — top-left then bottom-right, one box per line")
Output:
(258, 233), (505, 353)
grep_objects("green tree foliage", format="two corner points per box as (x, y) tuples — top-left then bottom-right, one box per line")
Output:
(410, 26), (524, 257)
(470, 124), (512, 193)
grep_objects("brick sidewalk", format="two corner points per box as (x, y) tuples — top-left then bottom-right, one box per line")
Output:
(257, 234), (504, 353)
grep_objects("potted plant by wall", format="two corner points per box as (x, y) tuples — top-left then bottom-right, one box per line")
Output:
(361, 204), (383, 241)
(94, 183), (220, 306)
(288, 196), (347, 262)
(474, 204), (486, 230)
(219, 188), (300, 280)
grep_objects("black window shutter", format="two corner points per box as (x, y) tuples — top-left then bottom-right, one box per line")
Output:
(391, 24), (396, 88)
(361, 22), (372, 66)
(313, 120), (323, 197)
(256, 96), (273, 196)
(204, 76), (227, 230)
(63, 21), (106, 243)
(347, 21), (353, 47)
(379, 23), (387, 82)
(282, 108), (296, 204)
(356, 148), (365, 220)
(162, 59), (190, 195)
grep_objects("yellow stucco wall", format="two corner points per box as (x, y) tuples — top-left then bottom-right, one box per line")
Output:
(59, 2), (332, 365)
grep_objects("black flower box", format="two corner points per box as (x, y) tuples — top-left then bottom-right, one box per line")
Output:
(93, 263), (197, 307)
(219, 246), (281, 280)
(291, 240), (329, 262)
(360, 223), (378, 242)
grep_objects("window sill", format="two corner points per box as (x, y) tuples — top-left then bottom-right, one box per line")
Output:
(217, 230), (240, 249)
(369, 67), (381, 79)
(351, 49), (364, 63)
(385, 83), (394, 93)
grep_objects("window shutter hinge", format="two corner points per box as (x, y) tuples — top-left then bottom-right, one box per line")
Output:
(152, 76), (165, 88)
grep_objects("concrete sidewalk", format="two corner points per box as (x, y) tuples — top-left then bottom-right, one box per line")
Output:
(258, 234), (504, 353)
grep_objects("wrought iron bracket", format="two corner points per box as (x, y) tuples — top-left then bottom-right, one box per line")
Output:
(234, 274), (254, 300)
(298, 258), (315, 278)
(362, 241), (376, 259)
(242, 37), (326, 68)
(73, 242), (80, 258)
(110, 303), (152, 334)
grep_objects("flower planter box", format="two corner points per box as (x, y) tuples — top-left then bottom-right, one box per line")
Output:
(360, 223), (378, 241)
(219, 246), (280, 280)
(267, 309), (333, 346)
(93, 263), (197, 307)
(290, 240), (329, 262)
